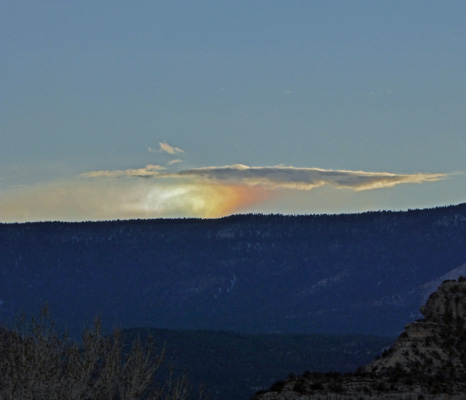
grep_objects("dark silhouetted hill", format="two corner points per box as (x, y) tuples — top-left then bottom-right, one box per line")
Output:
(1, 203), (466, 337)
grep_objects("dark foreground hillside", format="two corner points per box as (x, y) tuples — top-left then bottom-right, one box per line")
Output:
(1, 203), (466, 337)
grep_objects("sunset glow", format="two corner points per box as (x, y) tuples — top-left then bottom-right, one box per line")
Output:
(1, 2), (465, 222)
(0, 164), (450, 222)
(0, 179), (272, 222)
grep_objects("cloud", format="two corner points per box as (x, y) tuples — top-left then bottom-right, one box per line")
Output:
(159, 142), (185, 155)
(83, 164), (447, 191)
(81, 165), (165, 178)
(0, 164), (449, 222)
(168, 159), (183, 165)
(172, 165), (446, 191)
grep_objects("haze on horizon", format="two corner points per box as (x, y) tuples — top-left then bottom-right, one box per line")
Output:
(1, 1), (465, 222)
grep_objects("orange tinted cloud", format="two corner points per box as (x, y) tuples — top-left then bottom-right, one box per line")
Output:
(0, 180), (271, 222)
(197, 184), (271, 217)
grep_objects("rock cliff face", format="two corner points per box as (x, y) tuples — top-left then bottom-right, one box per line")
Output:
(252, 278), (466, 399)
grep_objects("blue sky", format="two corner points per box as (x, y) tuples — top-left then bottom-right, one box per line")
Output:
(1, 1), (465, 221)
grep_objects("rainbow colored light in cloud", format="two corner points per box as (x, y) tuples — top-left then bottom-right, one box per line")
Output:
(0, 160), (448, 222)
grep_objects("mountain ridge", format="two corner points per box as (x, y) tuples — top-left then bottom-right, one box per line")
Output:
(1, 203), (466, 337)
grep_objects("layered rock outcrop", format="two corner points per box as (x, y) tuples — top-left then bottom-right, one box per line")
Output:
(252, 277), (466, 399)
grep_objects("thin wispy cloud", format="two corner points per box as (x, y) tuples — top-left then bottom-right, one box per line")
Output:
(159, 142), (185, 155)
(168, 159), (183, 165)
(172, 165), (446, 191)
(81, 165), (165, 178)
(82, 164), (447, 191)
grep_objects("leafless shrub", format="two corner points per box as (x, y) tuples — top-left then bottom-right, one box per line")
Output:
(0, 307), (201, 400)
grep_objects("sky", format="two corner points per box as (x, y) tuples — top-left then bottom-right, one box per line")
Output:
(1, 1), (465, 221)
